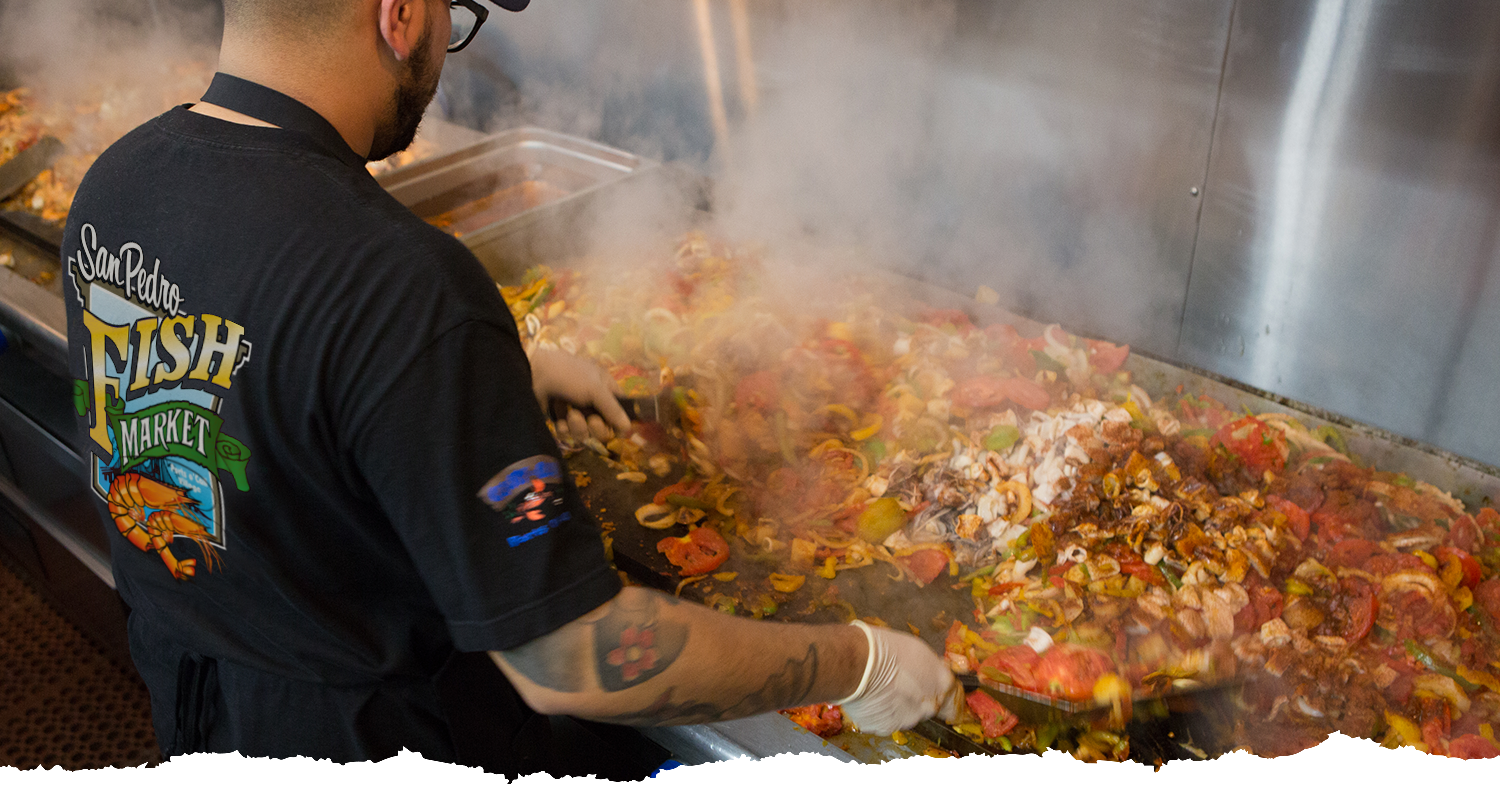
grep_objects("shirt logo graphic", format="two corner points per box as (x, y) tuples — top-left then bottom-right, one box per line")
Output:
(478, 456), (569, 546)
(69, 223), (253, 581)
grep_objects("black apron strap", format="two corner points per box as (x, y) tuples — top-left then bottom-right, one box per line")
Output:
(170, 652), (220, 756)
(200, 72), (367, 168)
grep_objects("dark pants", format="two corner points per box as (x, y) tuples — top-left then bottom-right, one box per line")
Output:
(128, 614), (665, 779)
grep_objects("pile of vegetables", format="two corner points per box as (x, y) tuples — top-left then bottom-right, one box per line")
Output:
(504, 233), (1500, 761)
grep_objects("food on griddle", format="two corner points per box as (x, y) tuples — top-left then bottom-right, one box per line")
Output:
(425, 180), (571, 236)
(963, 689), (1019, 740)
(0, 68), (430, 224)
(505, 233), (1500, 760)
(656, 525), (730, 576)
(0, 87), (60, 216)
(0, 60), (216, 223)
(782, 703), (844, 738)
(0, 89), (46, 164)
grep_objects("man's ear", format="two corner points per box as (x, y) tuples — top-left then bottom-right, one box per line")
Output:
(377, 0), (421, 62)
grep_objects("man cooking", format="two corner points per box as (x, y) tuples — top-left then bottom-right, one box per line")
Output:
(62, 0), (957, 771)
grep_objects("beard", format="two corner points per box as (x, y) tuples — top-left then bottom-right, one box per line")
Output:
(368, 22), (443, 162)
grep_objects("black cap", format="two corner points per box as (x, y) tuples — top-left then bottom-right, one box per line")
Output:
(489, 0), (530, 10)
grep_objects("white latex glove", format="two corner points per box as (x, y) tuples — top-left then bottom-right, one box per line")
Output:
(836, 620), (960, 736)
(528, 348), (632, 443)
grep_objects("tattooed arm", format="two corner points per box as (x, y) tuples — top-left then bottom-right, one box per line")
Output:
(488, 586), (870, 727)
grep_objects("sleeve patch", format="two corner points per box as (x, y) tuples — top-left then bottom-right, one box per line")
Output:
(477, 456), (567, 538)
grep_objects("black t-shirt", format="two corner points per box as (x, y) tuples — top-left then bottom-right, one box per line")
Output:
(61, 76), (619, 740)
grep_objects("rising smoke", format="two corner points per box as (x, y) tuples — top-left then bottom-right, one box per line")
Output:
(1, 0), (1203, 356)
(0, 0), (221, 159)
(455, 0), (1206, 356)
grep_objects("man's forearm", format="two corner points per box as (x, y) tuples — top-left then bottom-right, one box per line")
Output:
(490, 586), (868, 726)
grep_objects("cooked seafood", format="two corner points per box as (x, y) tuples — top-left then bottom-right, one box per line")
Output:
(507, 233), (1500, 762)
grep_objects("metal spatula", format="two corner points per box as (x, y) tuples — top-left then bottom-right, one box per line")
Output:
(0, 135), (62, 201)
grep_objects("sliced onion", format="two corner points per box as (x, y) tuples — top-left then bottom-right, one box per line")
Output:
(1412, 674), (1471, 714)
(635, 503), (678, 529)
(1024, 626), (1054, 654)
(1380, 570), (1443, 597)
(1293, 696), (1325, 718)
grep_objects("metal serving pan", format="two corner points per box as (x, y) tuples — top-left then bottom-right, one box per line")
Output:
(0, 124), (654, 364)
(376, 126), (666, 285)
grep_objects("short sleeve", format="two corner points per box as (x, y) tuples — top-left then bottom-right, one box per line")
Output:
(352, 320), (621, 652)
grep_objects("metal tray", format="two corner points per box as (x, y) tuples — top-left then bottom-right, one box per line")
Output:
(376, 126), (665, 285)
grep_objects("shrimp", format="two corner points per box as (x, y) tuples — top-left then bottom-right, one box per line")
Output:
(105, 472), (219, 580)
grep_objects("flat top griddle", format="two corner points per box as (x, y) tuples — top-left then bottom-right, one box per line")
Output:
(572, 450), (975, 646)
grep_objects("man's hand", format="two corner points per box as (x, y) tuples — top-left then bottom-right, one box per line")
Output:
(835, 621), (960, 735)
(529, 348), (632, 443)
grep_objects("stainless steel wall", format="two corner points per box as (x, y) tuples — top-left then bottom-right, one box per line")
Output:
(454, 0), (1500, 469)
(457, 0), (1235, 356)
(1181, 0), (1500, 468)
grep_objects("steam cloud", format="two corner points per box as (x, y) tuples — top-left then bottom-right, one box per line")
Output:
(0, 0), (1199, 355)
(0, 0), (221, 157)
(455, 0), (1202, 355)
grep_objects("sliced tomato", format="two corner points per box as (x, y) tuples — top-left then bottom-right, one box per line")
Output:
(965, 689), (1019, 739)
(979, 645), (1041, 690)
(653, 479), (705, 506)
(1000, 377), (1051, 411)
(920, 307), (974, 334)
(1210, 417), (1288, 474)
(1324, 538), (1380, 570)
(1311, 499), (1379, 543)
(1418, 696), (1451, 755)
(1475, 579), (1500, 622)
(1005, 335), (1048, 372)
(1448, 734), (1500, 759)
(898, 549), (949, 587)
(1381, 588), (1454, 642)
(1176, 393), (1234, 431)
(1448, 514), (1482, 552)
(1085, 339), (1130, 374)
(765, 467), (803, 496)
(1266, 495), (1310, 541)
(1435, 546), (1483, 590)
(734, 370), (780, 413)
(809, 339), (879, 404)
(1310, 512), (1356, 543)
(1476, 507), (1500, 541)
(951, 374), (1010, 408)
(1101, 543), (1165, 587)
(1234, 582), (1284, 633)
(657, 526), (730, 576)
(954, 375), (1051, 412)
(1029, 645), (1115, 701)
(1366, 553), (1430, 576)
(1119, 558), (1166, 588)
(1333, 578), (1377, 642)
